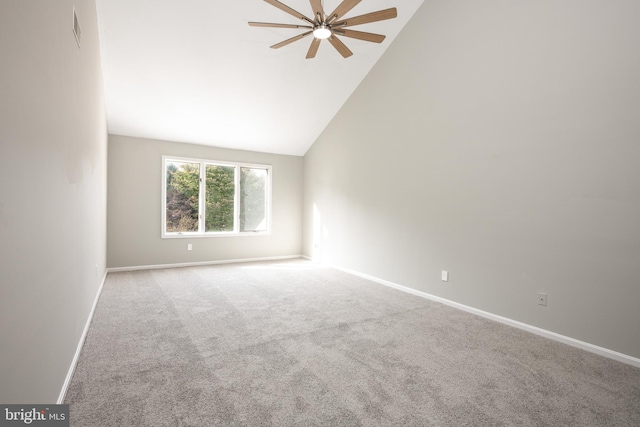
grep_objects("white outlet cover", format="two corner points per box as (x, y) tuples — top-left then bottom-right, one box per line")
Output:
(441, 271), (449, 282)
(537, 292), (547, 306)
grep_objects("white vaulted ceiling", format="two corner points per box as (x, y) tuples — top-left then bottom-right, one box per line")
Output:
(95, 0), (424, 155)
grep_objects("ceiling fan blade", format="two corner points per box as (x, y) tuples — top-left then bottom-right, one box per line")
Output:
(263, 0), (314, 24)
(249, 22), (312, 29)
(333, 8), (397, 28)
(326, 0), (362, 23)
(270, 31), (313, 49)
(309, 0), (324, 21)
(306, 38), (321, 59)
(333, 29), (386, 43)
(328, 35), (353, 58)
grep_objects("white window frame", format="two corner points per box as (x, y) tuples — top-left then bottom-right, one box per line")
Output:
(161, 155), (272, 238)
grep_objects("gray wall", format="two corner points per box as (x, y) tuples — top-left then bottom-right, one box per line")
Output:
(303, 0), (640, 359)
(0, 0), (107, 402)
(108, 135), (303, 268)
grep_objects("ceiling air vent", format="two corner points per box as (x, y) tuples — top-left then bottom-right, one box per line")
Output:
(72, 7), (82, 47)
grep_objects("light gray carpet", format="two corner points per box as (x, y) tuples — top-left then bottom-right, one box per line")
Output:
(66, 259), (640, 426)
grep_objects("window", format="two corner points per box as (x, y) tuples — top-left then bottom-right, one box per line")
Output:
(162, 156), (271, 237)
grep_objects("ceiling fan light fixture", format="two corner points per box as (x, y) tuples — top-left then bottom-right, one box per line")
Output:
(313, 25), (332, 39)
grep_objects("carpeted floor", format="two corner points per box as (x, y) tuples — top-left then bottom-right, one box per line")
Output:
(65, 259), (640, 426)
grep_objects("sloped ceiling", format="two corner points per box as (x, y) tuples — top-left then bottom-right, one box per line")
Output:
(95, 0), (424, 156)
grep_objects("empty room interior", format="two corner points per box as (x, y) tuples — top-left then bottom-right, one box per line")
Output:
(1, 0), (639, 425)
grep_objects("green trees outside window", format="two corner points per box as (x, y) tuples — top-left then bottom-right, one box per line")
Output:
(164, 158), (270, 235)
(240, 167), (267, 232)
(205, 165), (234, 232)
(166, 161), (200, 233)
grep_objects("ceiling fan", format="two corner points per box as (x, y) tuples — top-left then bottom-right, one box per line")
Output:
(249, 0), (398, 59)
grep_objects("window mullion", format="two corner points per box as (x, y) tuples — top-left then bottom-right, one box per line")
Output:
(199, 162), (206, 233)
(234, 165), (240, 233)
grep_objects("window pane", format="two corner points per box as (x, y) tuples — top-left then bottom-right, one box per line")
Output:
(205, 165), (235, 232)
(165, 161), (200, 233)
(240, 167), (267, 232)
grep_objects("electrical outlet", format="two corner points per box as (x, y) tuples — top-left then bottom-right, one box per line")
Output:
(441, 270), (449, 282)
(187, 244), (193, 251)
(537, 292), (547, 306)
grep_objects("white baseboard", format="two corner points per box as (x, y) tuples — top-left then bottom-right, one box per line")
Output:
(332, 264), (640, 369)
(57, 270), (108, 404)
(106, 255), (304, 273)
